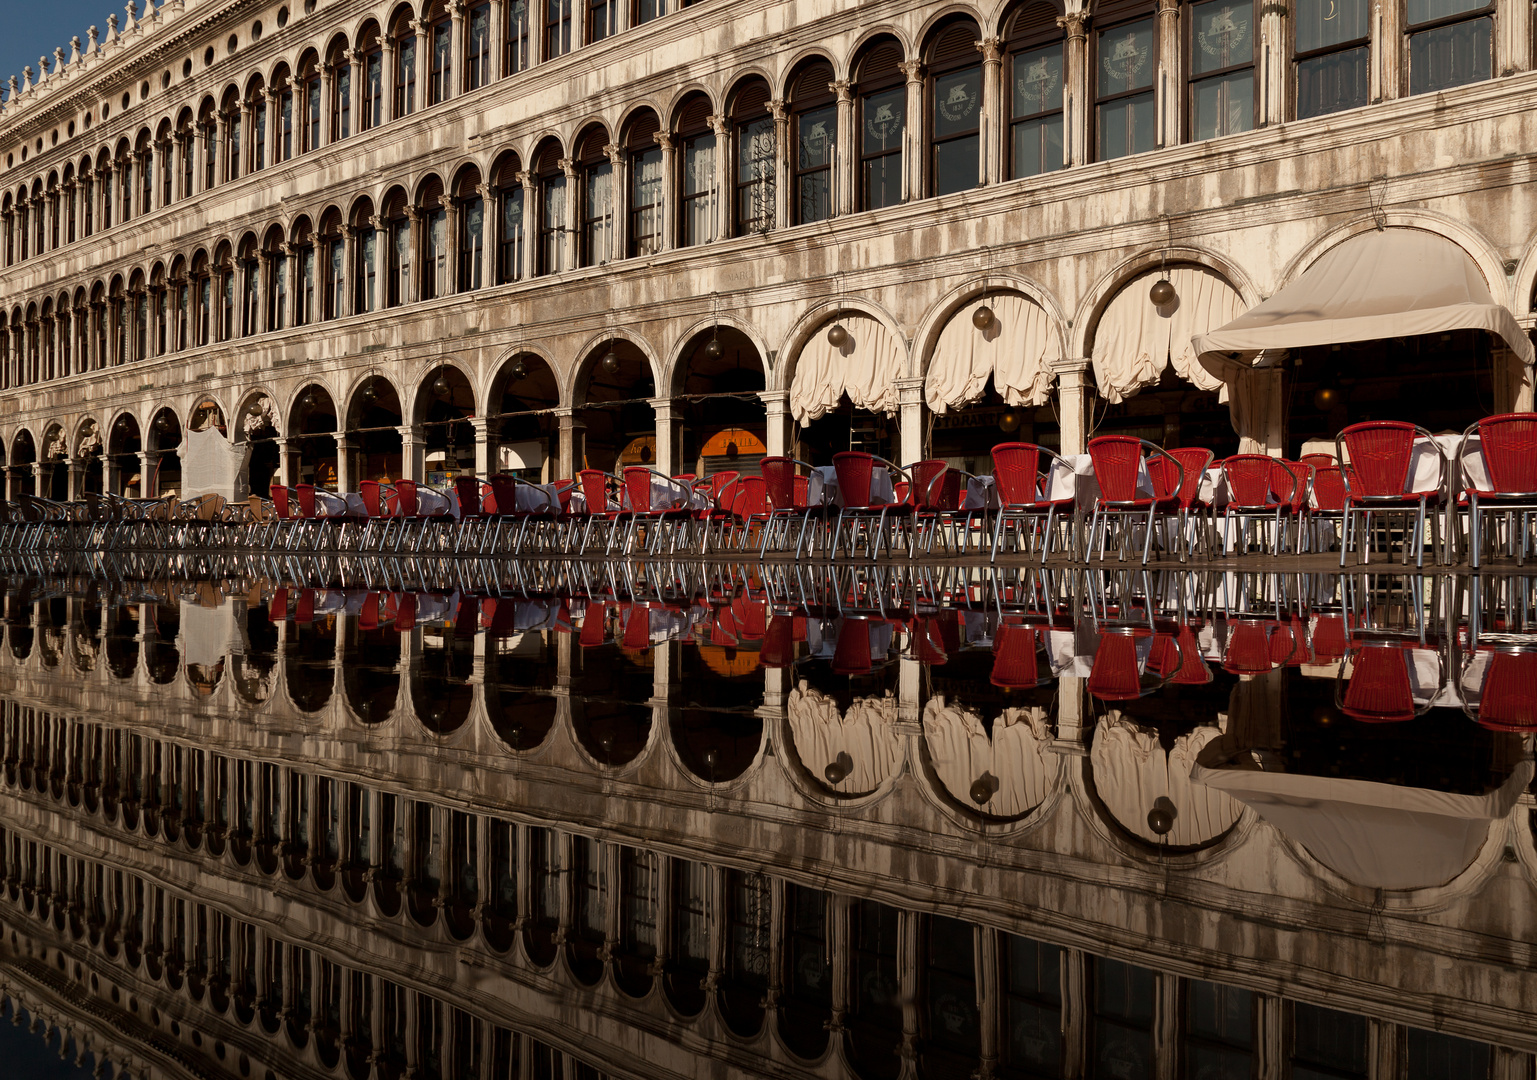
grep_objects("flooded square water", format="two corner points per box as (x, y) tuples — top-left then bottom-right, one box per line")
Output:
(0, 556), (1533, 1080)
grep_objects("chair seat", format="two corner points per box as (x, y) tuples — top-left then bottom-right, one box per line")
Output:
(1099, 496), (1181, 510)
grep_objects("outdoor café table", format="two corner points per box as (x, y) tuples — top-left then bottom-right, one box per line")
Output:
(964, 475), (998, 509)
(807, 465), (897, 507)
(619, 474), (692, 511)
(513, 483), (560, 512)
(314, 490), (350, 518)
(417, 486), (453, 517)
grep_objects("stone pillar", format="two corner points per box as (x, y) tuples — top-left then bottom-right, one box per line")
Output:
(896, 909), (921, 1076)
(383, 37), (398, 124)
(65, 458), (83, 502)
(1493, 1047), (1537, 1080)
(1375, 0), (1401, 101)
(448, 1), (466, 100)
(488, 0), (505, 80)
(1235, 362), (1285, 456)
(655, 133), (677, 252)
(1051, 357), (1091, 455)
(1154, 973), (1180, 1080)
(342, 226), (359, 317)
(444, 198), (461, 294)
(517, 170), (538, 279)
(412, 19), (430, 112)
(1156, 0), (1179, 148)
(652, 399), (679, 477)
(605, 143), (627, 260)
(830, 83), (854, 217)
(1369, 1021), (1402, 1080)
(900, 61), (925, 201)
(319, 66), (334, 147)
(138, 451), (156, 498)
(770, 98), (792, 226)
(470, 417), (491, 478)
(760, 391), (792, 458)
(1058, 12), (1089, 166)
(1061, 949), (1088, 1078)
(263, 89), (279, 168)
(334, 434), (353, 493)
(1260, 0), (1287, 125)
(895, 377), (925, 466)
(979, 37), (1004, 185)
(1255, 995), (1284, 1080)
(559, 158), (579, 269)
(399, 425), (423, 483)
(274, 438), (293, 489)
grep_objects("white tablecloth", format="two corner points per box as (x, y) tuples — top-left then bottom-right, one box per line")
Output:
(513, 483), (559, 512)
(314, 490), (350, 518)
(1044, 454), (1153, 513)
(964, 476), (997, 510)
(416, 487), (452, 516)
(620, 474), (692, 511)
(808, 466), (897, 508)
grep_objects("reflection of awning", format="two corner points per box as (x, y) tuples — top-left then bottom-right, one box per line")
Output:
(1194, 229), (1536, 367)
(1190, 759), (1534, 890)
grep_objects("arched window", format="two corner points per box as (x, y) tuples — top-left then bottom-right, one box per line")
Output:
(624, 111), (662, 257)
(466, 2), (492, 89)
(676, 95), (716, 248)
(274, 73), (294, 164)
(171, 261), (189, 351)
(178, 118), (195, 198)
(730, 79), (775, 235)
(789, 61), (836, 224)
(157, 129), (174, 206)
(493, 156), (525, 283)
(299, 58), (320, 151)
(419, 178), (448, 300)
(223, 90), (244, 181)
(191, 253), (212, 346)
(266, 228), (290, 332)
(506, 0), (532, 74)
(136, 136), (153, 218)
(319, 211), (344, 320)
(117, 147), (134, 222)
(329, 41), (354, 139)
(1188, 0), (1255, 139)
(455, 170), (485, 291)
(1293, 0), (1368, 118)
(394, 16), (419, 118)
(239, 236), (262, 336)
(927, 21), (983, 196)
(215, 246), (236, 342)
(360, 26), (385, 131)
(534, 142), (567, 274)
(545, 0), (574, 60)
(250, 81), (269, 171)
(428, 4), (454, 105)
(1007, 3), (1066, 177)
(855, 41), (905, 210)
(577, 129), (614, 267)
(1094, 0), (1157, 160)
(382, 191), (412, 305)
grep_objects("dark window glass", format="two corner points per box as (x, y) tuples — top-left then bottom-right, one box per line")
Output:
(1003, 935), (1061, 1078)
(635, 0), (664, 23)
(334, 64), (352, 138)
(396, 34), (417, 116)
(306, 78), (321, 150)
(629, 146), (662, 256)
(430, 20), (453, 104)
(1292, 1003), (1369, 1080)
(1294, 0), (1369, 118)
(736, 117), (775, 233)
(932, 64), (981, 195)
(860, 86), (904, 210)
(589, 0), (617, 42)
(364, 51), (384, 129)
(1405, 1028), (1491, 1080)
(467, 4), (491, 89)
(460, 195), (484, 289)
(1097, 17), (1156, 160)
(1189, 0), (1255, 140)
(1184, 981), (1253, 1080)
(545, 0), (572, 59)
(499, 183), (524, 282)
(507, 0), (532, 73)
(1407, 0), (1491, 96)
(1093, 958), (1155, 1079)
(795, 103), (835, 223)
(1011, 42), (1065, 176)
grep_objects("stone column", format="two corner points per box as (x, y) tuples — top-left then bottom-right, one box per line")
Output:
(655, 133), (677, 252)
(319, 66), (334, 147)
(759, 390), (792, 458)
(1255, 994), (1284, 1080)
(900, 61), (925, 201)
(976, 928), (999, 1080)
(137, 451), (156, 498)
(605, 143), (627, 261)
(763, 97), (789, 229)
(830, 83), (853, 216)
(66, 458), (84, 502)
(559, 158), (579, 269)
(895, 377), (925, 466)
(708, 115), (731, 240)
(1051, 357), (1091, 455)
(652, 399), (679, 476)
(263, 89), (279, 167)
(281, 243), (298, 330)
(342, 226), (359, 317)
(1369, 1021), (1402, 1079)
(1493, 1047), (1537, 1080)
(517, 170), (538, 279)
(1259, 0), (1287, 125)
(477, 182), (498, 287)
(412, 19), (430, 112)
(979, 37), (1004, 185)
(556, 408), (581, 479)
(444, 198), (461, 294)
(1061, 949), (1088, 1078)
(448, 1), (466, 99)
(1058, 12), (1089, 166)
(470, 417), (491, 478)
(383, 37), (399, 124)
(334, 434), (353, 493)
(1156, 0), (1179, 148)
(488, 0), (505, 79)
(1154, 972), (1180, 1080)
(399, 425), (423, 483)
(896, 909), (921, 1077)
(1376, 0), (1401, 101)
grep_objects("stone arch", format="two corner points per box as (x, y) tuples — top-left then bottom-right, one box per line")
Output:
(664, 313), (774, 396)
(663, 85), (718, 130)
(777, 47), (847, 92)
(912, 274), (1070, 379)
(914, 3), (992, 51)
(1292, 212), (1514, 310)
(773, 295), (909, 393)
(568, 329), (663, 406)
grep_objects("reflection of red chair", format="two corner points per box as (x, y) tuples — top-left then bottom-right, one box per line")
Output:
(990, 624), (1042, 689)
(294, 588), (315, 625)
(1149, 625), (1210, 685)
(453, 595), (479, 638)
(710, 604), (740, 646)
(620, 605), (652, 651)
(760, 615), (797, 668)
(1465, 650), (1537, 731)
(1087, 632), (1151, 701)
(1337, 645), (1419, 722)
(1311, 615), (1350, 662)
(579, 605), (609, 648)
(395, 593), (417, 632)
(269, 587), (289, 621)
(832, 619), (874, 675)
(731, 594), (768, 640)
(1222, 621), (1275, 675)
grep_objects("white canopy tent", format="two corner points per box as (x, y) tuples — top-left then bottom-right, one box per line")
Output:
(1190, 759), (1534, 891)
(1194, 228), (1536, 370)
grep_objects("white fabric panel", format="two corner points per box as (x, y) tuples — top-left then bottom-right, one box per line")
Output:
(926, 293), (1061, 413)
(1194, 227), (1536, 366)
(1090, 712), (1242, 846)
(787, 683), (903, 796)
(790, 312), (907, 425)
(1191, 759), (1534, 890)
(922, 698), (1059, 817)
(1091, 266), (1247, 404)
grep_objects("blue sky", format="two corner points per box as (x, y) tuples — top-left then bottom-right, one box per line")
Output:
(2, 2), (124, 103)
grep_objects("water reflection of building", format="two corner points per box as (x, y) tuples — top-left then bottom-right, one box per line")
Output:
(0, 576), (1534, 1079)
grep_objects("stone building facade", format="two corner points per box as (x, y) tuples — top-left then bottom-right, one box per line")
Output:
(0, 0), (1535, 500)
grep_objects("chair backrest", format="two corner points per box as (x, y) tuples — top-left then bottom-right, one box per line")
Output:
(1339, 421), (1416, 497)
(1341, 645), (1414, 722)
(1268, 460), (1304, 509)
(1087, 633), (1145, 701)
(792, 474), (810, 509)
(1168, 448), (1214, 508)
(622, 467), (655, 514)
(1312, 466), (1348, 512)
(832, 618), (873, 675)
(394, 479), (421, 518)
(832, 452), (877, 509)
(1475, 651), (1537, 731)
(909, 460), (949, 511)
(1222, 455), (1278, 508)
(579, 606), (608, 648)
(553, 478), (576, 511)
(269, 484), (292, 521)
(577, 470), (611, 514)
(454, 475), (482, 517)
(734, 476), (770, 521)
(760, 457), (798, 512)
(395, 593), (418, 633)
(296, 484), (318, 520)
(1087, 437), (1146, 503)
(1475, 412), (1537, 494)
(1299, 453), (1334, 468)
(992, 443), (1043, 507)
(1223, 621), (1273, 675)
(359, 481), (387, 519)
(490, 475), (519, 516)
(990, 624), (1041, 689)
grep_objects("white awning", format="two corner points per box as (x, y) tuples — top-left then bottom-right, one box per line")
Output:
(790, 312), (906, 425)
(926, 294), (1060, 414)
(1091, 266), (1248, 404)
(1190, 759), (1534, 891)
(1194, 228), (1537, 367)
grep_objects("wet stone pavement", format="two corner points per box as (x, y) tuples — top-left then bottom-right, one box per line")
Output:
(0, 556), (1533, 1080)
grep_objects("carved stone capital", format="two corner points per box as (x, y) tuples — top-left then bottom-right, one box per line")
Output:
(603, 142), (623, 165)
(1056, 12), (1089, 38)
(899, 59), (925, 84)
(653, 130), (676, 151)
(978, 36), (1004, 63)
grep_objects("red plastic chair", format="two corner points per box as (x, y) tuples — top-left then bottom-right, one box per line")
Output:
(759, 457), (810, 555)
(1087, 631), (1157, 701)
(268, 484), (297, 549)
(622, 467), (692, 554)
(1457, 413), (1537, 568)
(1464, 649), (1537, 731)
(358, 481), (397, 551)
(453, 476), (495, 552)
(1086, 436), (1185, 564)
(830, 452), (912, 559)
(1148, 447), (1215, 560)
(690, 471), (742, 553)
(1336, 420), (1443, 568)
(989, 624), (1043, 689)
(730, 477), (772, 549)
(575, 470), (624, 554)
(1337, 645), (1422, 722)
(1219, 455), (1296, 556)
(991, 442), (1075, 564)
